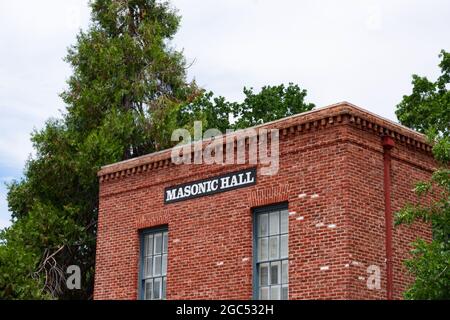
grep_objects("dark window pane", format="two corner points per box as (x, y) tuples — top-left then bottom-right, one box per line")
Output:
(162, 254), (167, 276)
(146, 235), (153, 256)
(260, 287), (269, 300)
(145, 280), (153, 300)
(154, 255), (162, 276)
(282, 260), (288, 284)
(258, 214), (268, 237)
(153, 278), (161, 300)
(258, 238), (268, 261)
(269, 212), (279, 235)
(270, 261), (281, 285)
(154, 233), (162, 255)
(259, 263), (269, 286)
(280, 210), (288, 234)
(280, 234), (288, 258)
(145, 257), (153, 278)
(162, 277), (166, 299)
(271, 285), (281, 300)
(269, 236), (279, 260)
(163, 232), (168, 253)
(281, 285), (288, 300)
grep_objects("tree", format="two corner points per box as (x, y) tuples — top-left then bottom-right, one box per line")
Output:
(396, 50), (450, 135)
(233, 83), (314, 129)
(177, 91), (232, 133)
(395, 50), (450, 300)
(1, 0), (198, 299)
(177, 83), (315, 133)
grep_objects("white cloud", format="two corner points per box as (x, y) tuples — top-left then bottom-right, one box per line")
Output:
(172, 0), (448, 119)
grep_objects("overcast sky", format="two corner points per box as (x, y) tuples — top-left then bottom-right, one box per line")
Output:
(0, 0), (449, 229)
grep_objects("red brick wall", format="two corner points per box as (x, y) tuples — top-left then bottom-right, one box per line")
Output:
(94, 106), (434, 300)
(344, 125), (434, 299)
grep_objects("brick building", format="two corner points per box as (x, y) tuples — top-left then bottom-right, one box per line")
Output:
(94, 102), (435, 300)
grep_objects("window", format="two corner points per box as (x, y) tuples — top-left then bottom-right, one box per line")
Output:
(139, 227), (168, 300)
(254, 203), (289, 300)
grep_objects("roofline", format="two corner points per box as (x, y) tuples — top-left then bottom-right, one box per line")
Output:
(98, 101), (432, 179)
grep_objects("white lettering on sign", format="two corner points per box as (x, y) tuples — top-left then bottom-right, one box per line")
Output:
(164, 168), (256, 203)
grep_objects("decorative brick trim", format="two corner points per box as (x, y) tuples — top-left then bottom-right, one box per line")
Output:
(248, 185), (290, 208)
(136, 210), (170, 229)
(98, 102), (433, 183)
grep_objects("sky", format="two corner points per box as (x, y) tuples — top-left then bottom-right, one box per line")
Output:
(0, 0), (449, 229)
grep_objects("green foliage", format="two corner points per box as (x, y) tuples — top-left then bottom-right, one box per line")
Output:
(178, 83), (315, 133)
(395, 50), (450, 135)
(177, 91), (232, 133)
(0, 228), (47, 299)
(233, 83), (315, 129)
(395, 50), (450, 300)
(402, 239), (450, 299)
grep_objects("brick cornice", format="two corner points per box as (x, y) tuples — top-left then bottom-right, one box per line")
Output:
(98, 102), (433, 182)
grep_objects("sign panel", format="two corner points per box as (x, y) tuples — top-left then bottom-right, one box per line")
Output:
(164, 167), (257, 204)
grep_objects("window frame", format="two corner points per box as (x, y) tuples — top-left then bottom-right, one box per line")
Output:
(138, 226), (168, 300)
(252, 202), (289, 300)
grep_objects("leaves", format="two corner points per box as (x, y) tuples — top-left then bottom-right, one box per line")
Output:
(177, 83), (315, 134)
(395, 50), (450, 136)
(395, 50), (450, 300)
(403, 240), (450, 300)
(233, 83), (315, 129)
